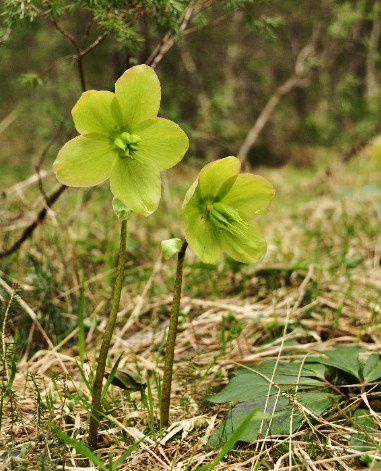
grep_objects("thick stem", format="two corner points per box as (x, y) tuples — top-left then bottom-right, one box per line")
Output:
(160, 240), (188, 428)
(88, 220), (127, 449)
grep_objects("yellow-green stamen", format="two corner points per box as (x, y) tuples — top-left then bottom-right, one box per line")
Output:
(209, 202), (248, 236)
(113, 131), (141, 158)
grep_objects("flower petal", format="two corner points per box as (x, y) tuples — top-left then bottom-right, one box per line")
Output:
(218, 221), (267, 264)
(109, 156), (161, 216)
(72, 90), (123, 135)
(198, 157), (241, 200)
(53, 135), (116, 187)
(182, 178), (199, 209)
(183, 203), (222, 264)
(223, 174), (275, 219)
(115, 65), (161, 129)
(134, 118), (189, 170)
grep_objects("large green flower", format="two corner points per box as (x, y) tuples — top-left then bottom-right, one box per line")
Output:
(183, 157), (275, 264)
(53, 65), (189, 216)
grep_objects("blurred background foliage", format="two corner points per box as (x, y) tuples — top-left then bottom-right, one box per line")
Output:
(1, 0), (380, 180)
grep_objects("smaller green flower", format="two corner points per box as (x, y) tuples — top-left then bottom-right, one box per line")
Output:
(182, 157), (275, 264)
(53, 64), (189, 216)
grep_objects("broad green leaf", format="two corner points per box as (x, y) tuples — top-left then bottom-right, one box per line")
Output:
(53, 135), (117, 187)
(317, 346), (362, 379)
(223, 174), (275, 219)
(161, 238), (183, 259)
(208, 360), (325, 405)
(218, 220), (267, 264)
(183, 205), (222, 264)
(208, 391), (334, 447)
(351, 410), (379, 452)
(135, 117), (189, 170)
(198, 157), (240, 199)
(115, 65), (161, 129)
(110, 155), (161, 216)
(72, 90), (123, 135)
(363, 354), (381, 383)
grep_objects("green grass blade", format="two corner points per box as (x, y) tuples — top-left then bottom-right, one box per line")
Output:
(101, 352), (123, 401)
(199, 408), (258, 471)
(54, 427), (106, 470)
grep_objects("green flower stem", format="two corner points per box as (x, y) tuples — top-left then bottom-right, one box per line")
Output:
(160, 240), (188, 428)
(88, 219), (127, 449)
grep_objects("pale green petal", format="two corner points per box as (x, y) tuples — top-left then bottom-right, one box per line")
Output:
(53, 135), (116, 187)
(218, 221), (267, 264)
(72, 90), (122, 135)
(115, 65), (161, 129)
(183, 205), (222, 264)
(198, 157), (241, 199)
(134, 118), (189, 170)
(110, 156), (161, 216)
(223, 174), (275, 218)
(182, 178), (199, 209)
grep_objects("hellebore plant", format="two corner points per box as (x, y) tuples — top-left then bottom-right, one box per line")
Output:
(160, 156), (275, 427)
(53, 64), (188, 448)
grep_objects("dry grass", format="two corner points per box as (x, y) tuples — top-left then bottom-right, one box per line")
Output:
(0, 147), (380, 470)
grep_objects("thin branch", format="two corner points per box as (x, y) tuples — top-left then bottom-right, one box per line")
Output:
(78, 32), (108, 58)
(50, 17), (80, 53)
(0, 185), (67, 258)
(146, 1), (197, 69)
(238, 41), (317, 167)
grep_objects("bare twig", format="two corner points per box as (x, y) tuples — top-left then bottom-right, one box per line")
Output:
(0, 185), (66, 258)
(146, 2), (196, 69)
(237, 42), (316, 167)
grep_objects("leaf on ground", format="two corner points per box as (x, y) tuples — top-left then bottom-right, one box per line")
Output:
(363, 354), (381, 383)
(207, 359), (334, 447)
(351, 410), (380, 452)
(315, 345), (362, 379)
(208, 360), (325, 405)
(208, 391), (334, 447)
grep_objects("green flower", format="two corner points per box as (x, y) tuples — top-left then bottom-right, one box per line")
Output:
(182, 157), (275, 264)
(53, 65), (189, 216)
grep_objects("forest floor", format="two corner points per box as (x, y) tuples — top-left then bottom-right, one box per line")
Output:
(0, 145), (380, 470)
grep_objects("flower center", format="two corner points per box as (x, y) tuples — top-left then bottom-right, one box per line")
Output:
(113, 131), (141, 159)
(206, 201), (248, 236)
